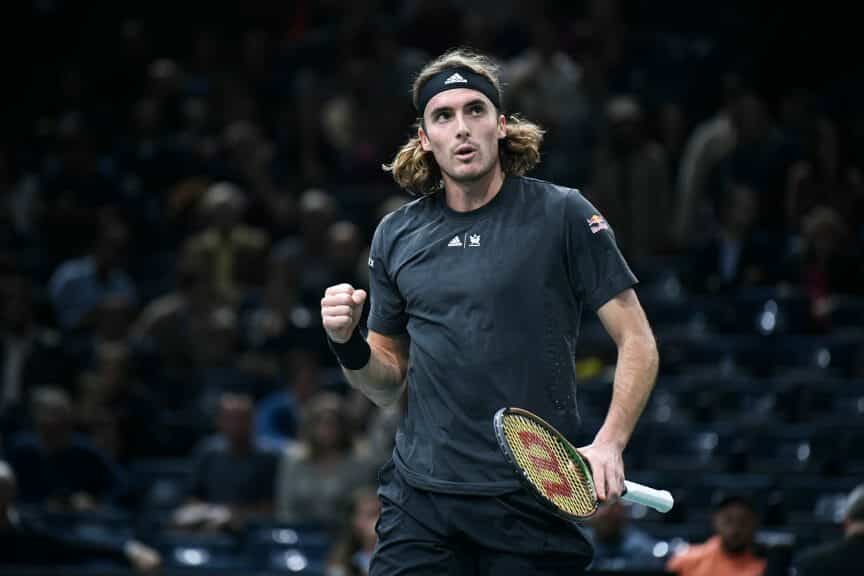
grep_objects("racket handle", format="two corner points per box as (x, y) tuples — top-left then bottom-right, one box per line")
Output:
(622, 481), (674, 513)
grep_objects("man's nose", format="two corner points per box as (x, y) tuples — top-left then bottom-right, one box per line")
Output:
(455, 112), (470, 138)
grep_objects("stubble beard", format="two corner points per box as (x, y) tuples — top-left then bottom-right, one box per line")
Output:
(440, 150), (499, 185)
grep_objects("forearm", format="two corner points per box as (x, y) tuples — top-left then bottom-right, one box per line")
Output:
(595, 333), (659, 450)
(343, 344), (406, 407)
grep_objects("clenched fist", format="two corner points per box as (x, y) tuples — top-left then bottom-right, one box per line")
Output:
(321, 283), (367, 343)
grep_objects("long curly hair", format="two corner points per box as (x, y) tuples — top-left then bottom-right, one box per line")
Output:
(382, 47), (545, 196)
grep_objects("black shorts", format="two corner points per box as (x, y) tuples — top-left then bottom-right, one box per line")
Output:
(370, 459), (594, 576)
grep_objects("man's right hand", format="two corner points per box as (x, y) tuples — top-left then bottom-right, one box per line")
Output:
(321, 283), (367, 343)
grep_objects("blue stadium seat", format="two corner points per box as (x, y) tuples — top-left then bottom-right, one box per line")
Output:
(650, 424), (737, 474)
(779, 475), (861, 530)
(831, 385), (864, 426)
(30, 508), (134, 547)
(670, 377), (774, 424)
(700, 287), (811, 335)
(158, 531), (252, 572)
(770, 334), (860, 378)
(670, 472), (775, 523)
(128, 459), (193, 511)
(266, 549), (326, 574)
(246, 522), (332, 572)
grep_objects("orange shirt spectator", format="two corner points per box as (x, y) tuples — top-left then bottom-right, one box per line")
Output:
(666, 535), (765, 576)
(667, 494), (766, 576)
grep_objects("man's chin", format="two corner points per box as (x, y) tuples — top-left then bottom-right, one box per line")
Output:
(445, 163), (494, 184)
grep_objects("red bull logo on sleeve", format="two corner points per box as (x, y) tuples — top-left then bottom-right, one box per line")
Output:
(587, 214), (609, 234)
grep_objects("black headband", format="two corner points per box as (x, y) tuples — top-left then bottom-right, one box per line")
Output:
(415, 67), (501, 117)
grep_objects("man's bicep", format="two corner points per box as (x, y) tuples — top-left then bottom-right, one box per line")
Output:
(595, 289), (654, 346)
(367, 329), (410, 381)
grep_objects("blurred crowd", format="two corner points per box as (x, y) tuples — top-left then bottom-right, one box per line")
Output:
(1, 0), (863, 574)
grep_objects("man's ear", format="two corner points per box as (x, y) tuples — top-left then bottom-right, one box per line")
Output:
(418, 123), (431, 152)
(497, 113), (506, 140)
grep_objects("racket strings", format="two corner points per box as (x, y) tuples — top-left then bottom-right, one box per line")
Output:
(502, 414), (597, 516)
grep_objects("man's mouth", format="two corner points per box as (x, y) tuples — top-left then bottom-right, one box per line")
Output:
(454, 145), (477, 161)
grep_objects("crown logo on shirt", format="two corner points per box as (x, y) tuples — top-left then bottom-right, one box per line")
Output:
(469, 234), (480, 247)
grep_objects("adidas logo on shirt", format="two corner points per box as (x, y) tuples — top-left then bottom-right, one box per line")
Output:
(444, 72), (468, 85)
(448, 235), (463, 247)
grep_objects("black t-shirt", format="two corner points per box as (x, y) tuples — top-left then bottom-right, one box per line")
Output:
(367, 175), (637, 495)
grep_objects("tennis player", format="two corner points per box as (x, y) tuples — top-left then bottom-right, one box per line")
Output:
(321, 47), (660, 575)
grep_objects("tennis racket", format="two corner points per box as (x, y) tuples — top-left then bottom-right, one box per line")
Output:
(493, 407), (673, 520)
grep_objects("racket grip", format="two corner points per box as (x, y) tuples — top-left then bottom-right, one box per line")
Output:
(622, 481), (674, 513)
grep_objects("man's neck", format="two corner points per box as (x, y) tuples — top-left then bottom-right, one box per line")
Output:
(442, 165), (504, 213)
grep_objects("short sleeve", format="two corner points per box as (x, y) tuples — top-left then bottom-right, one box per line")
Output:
(564, 189), (638, 311)
(366, 217), (408, 335)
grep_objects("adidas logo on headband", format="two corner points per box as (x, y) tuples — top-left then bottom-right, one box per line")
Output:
(444, 72), (468, 85)
(416, 67), (502, 114)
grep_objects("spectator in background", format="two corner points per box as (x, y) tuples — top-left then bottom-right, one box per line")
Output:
(0, 461), (161, 573)
(316, 18), (422, 188)
(111, 97), (178, 237)
(215, 120), (284, 228)
(5, 387), (125, 510)
(195, 306), (257, 415)
(675, 74), (743, 248)
(184, 181), (270, 303)
(707, 84), (785, 236)
(585, 500), (664, 571)
(666, 493), (765, 576)
(0, 147), (41, 271)
(326, 221), (367, 295)
(587, 94), (673, 265)
(48, 209), (138, 333)
(685, 182), (775, 294)
(1, 273), (71, 435)
(293, 187), (340, 305)
(253, 347), (327, 451)
(504, 12), (592, 187)
(130, 244), (215, 411)
(785, 115), (864, 234)
(794, 483), (864, 574)
(326, 485), (381, 576)
(39, 117), (118, 273)
(656, 101), (688, 188)
(75, 342), (162, 465)
(172, 392), (277, 533)
(781, 206), (864, 330)
(276, 392), (377, 533)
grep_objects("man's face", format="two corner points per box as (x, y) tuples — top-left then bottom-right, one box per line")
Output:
(419, 89), (506, 186)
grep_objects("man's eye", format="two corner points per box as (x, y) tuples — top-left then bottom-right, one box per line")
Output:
(470, 105), (485, 115)
(435, 111), (451, 121)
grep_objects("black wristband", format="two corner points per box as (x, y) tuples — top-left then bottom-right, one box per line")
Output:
(327, 328), (371, 370)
